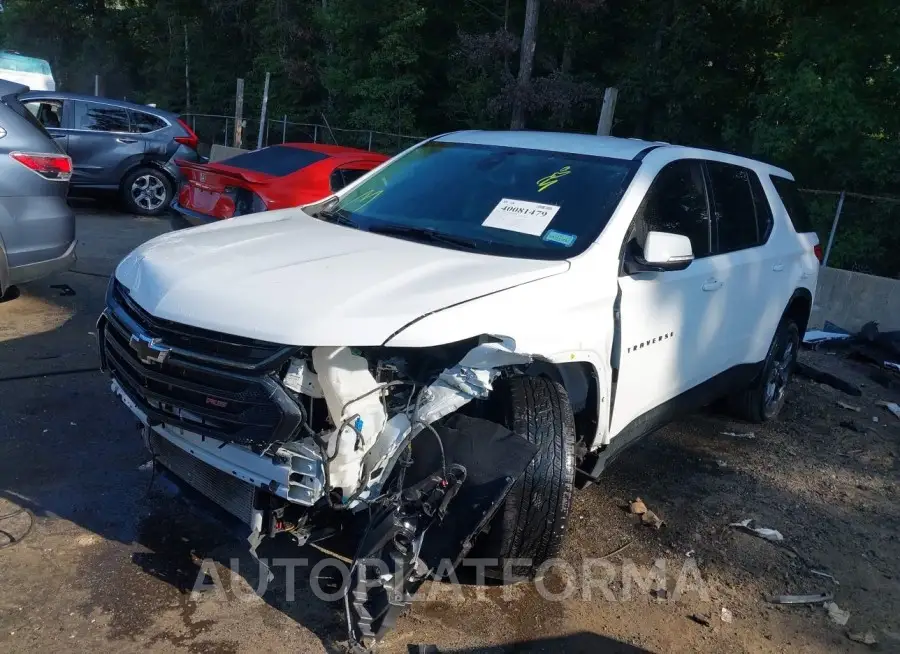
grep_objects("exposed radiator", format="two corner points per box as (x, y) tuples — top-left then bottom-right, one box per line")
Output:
(150, 431), (256, 525)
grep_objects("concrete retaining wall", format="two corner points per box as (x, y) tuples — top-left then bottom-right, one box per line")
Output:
(810, 266), (900, 332)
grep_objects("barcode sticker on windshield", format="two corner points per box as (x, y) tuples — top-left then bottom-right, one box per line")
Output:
(482, 198), (561, 236)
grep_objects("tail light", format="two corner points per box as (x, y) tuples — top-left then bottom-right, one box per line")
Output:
(174, 118), (200, 151)
(813, 244), (823, 263)
(10, 151), (72, 181)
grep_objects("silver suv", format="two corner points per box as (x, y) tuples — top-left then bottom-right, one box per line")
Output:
(0, 79), (75, 300)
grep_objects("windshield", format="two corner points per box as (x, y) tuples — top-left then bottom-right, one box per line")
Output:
(331, 141), (638, 259)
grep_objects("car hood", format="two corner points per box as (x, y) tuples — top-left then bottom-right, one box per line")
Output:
(115, 210), (570, 346)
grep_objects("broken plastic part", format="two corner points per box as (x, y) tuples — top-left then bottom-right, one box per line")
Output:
(283, 358), (324, 398)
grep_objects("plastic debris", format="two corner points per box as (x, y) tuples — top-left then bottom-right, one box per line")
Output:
(837, 401), (861, 412)
(810, 570), (839, 585)
(872, 416), (879, 423)
(825, 601), (850, 626)
(721, 431), (756, 439)
(721, 606), (733, 623)
(877, 401), (900, 420)
(886, 361), (900, 373)
(847, 631), (877, 646)
(803, 330), (851, 346)
(729, 518), (784, 542)
(768, 592), (833, 605)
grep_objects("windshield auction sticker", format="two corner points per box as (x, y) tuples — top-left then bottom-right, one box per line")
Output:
(482, 198), (561, 236)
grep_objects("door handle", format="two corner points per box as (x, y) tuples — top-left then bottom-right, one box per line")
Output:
(773, 263), (785, 272)
(702, 279), (723, 292)
(50, 133), (65, 139)
(116, 137), (138, 144)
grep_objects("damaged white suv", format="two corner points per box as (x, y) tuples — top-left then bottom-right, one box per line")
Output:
(99, 130), (820, 647)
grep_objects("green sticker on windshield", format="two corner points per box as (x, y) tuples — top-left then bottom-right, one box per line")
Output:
(542, 229), (577, 247)
(537, 165), (572, 192)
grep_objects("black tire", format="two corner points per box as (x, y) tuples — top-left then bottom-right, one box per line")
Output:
(121, 166), (173, 216)
(729, 319), (800, 423)
(470, 375), (576, 582)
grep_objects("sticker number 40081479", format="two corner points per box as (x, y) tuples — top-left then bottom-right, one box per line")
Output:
(482, 198), (561, 236)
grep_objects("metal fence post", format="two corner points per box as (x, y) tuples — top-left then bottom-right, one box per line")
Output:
(257, 72), (270, 150)
(282, 115), (287, 143)
(224, 118), (229, 147)
(368, 131), (373, 151)
(822, 190), (845, 268)
(313, 125), (318, 143)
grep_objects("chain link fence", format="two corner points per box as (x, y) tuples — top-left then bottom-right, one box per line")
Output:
(182, 113), (423, 158)
(800, 189), (900, 279)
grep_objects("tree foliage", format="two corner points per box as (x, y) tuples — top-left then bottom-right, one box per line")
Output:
(1, 0), (899, 270)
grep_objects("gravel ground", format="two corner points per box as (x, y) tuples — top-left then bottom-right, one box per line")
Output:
(1, 208), (898, 653)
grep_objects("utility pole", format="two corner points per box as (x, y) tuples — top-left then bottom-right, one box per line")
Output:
(234, 78), (244, 148)
(257, 72), (270, 150)
(510, 0), (540, 130)
(596, 87), (619, 136)
(184, 25), (191, 115)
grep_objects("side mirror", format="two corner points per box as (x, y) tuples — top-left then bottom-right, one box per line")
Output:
(625, 231), (694, 274)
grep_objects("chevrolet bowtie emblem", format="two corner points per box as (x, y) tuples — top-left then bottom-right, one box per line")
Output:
(129, 333), (171, 365)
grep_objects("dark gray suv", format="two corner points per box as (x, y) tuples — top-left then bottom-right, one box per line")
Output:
(20, 91), (201, 215)
(0, 80), (76, 299)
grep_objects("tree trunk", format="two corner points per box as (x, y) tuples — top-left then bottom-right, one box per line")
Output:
(510, 0), (540, 130)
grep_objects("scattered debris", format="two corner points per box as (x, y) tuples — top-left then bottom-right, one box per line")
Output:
(689, 614), (712, 627)
(872, 416), (879, 423)
(886, 361), (900, 373)
(49, 283), (76, 297)
(721, 431), (756, 439)
(837, 401), (861, 412)
(729, 518), (784, 543)
(599, 540), (633, 560)
(877, 401), (900, 420)
(795, 362), (862, 396)
(810, 570), (839, 585)
(768, 592), (833, 605)
(641, 510), (665, 530)
(839, 419), (867, 434)
(721, 606), (734, 623)
(137, 460), (153, 472)
(629, 498), (648, 515)
(825, 601), (850, 626)
(651, 588), (668, 600)
(847, 631), (878, 646)
(629, 497), (664, 529)
(803, 330), (851, 346)
(686, 549), (695, 558)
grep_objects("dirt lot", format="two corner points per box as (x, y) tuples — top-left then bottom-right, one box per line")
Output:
(1, 208), (899, 653)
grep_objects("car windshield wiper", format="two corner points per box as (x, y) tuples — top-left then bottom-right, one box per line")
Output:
(316, 207), (359, 228)
(366, 224), (484, 251)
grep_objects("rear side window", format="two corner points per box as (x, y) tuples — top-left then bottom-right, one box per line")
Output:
(330, 167), (370, 191)
(749, 172), (774, 241)
(706, 161), (763, 253)
(770, 175), (814, 233)
(221, 145), (328, 177)
(633, 159), (712, 258)
(1, 93), (51, 138)
(129, 110), (166, 133)
(74, 101), (130, 132)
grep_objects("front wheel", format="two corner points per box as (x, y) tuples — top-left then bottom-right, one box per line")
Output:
(121, 167), (173, 216)
(469, 375), (576, 582)
(729, 319), (800, 422)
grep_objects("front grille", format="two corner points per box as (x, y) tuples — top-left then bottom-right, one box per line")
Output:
(150, 431), (256, 524)
(100, 282), (303, 450)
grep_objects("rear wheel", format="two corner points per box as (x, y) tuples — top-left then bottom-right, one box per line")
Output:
(121, 167), (173, 216)
(470, 375), (576, 582)
(729, 319), (800, 422)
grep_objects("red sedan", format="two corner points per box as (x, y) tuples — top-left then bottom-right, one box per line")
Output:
(172, 143), (388, 225)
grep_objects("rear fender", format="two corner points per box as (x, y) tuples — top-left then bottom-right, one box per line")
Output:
(0, 233), (10, 296)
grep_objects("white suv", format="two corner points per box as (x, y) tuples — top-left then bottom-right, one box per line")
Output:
(99, 130), (819, 646)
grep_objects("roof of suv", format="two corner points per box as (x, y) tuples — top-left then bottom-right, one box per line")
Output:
(19, 90), (179, 120)
(438, 130), (791, 178)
